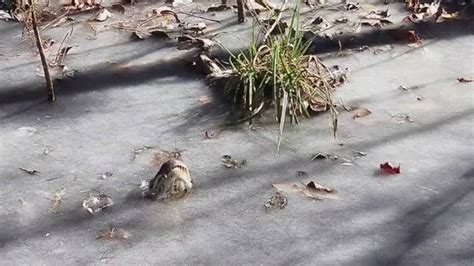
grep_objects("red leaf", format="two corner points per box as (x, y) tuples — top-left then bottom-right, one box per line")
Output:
(380, 162), (400, 174)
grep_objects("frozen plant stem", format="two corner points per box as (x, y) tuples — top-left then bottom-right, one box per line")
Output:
(237, 0), (245, 23)
(28, 0), (56, 102)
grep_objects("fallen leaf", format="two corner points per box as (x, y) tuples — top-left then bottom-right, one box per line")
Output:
(334, 17), (349, 23)
(93, 8), (112, 22)
(183, 22), (207, 32)
(61, 65), (77, 79)
(360, 18), (392, 28)
(82, 193), (114, 214)
(221, 155), (245, 168)
(97, 227), (130, 242)
(380, 162), (400, 174)
(311, 153), (328, 160)
(344, 2), (360, 11)
(355, 151), (367, 157)
(204, 129), (221, 139)
(42, 38), (55, 50)
(373, 44), (393, 54)
(153, 150), (182, 167)
(50, 46), (72, 67)
(50, 188), (66, 212)
(353, 45), (370, 52)
(264, 193), (287, 211)
(273, 181), (337, 200)
(132, 28), (171, 40)
(404, 1), (441, 23)
(457, 77), (473, 83)
(177, 35), (214, 50)
(0, 10), (14, 21)
(406, 30), (423, 47)
(352, 108), (372, 119)
(198, 54), (226, 75)
(272, 183), (301, 193)
(19, 168), (39, 175)
(110, 4), (125, 14)
(311, 16), (324, 25)
(328, 65), (350, 86)
(307, 181), (335, 193)
(392, 114), (414, 123)
(207, 4), (232, 12)
(362, 9), (390, 20)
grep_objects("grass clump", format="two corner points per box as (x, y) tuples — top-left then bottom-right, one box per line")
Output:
(214, 9), (345, 150)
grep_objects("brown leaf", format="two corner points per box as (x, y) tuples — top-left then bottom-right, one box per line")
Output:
(110, 4), (125, 14)
(362, 9), (390, 20)
(302, 189), (322, 200)
(273, 181), (337, 200)
(272, 183), (302, 194)
(264, 193), (288, 210)
(50, 46), (72, 67)
(392, 114), (414, 123)
(344, 2), (360, 11)
(221, 155), (243, 168)
(153, 150), (182, 168)
(360, 18), (392, 28)
(0, 10), (14, 21)
(184, 22), (207, 32)
(310, 153), (328, 160)
(61, 65), (77, 79)
(97, 227), (130, 242)
(19, 167), (39, 175)
(93, 8), (112, 22)
(373, 44), (393, 54)
(204, 128), (221, 139)
(307, 181), (335, 193)
(311, 16), (324, 25)
(351, 108), (372, 119)
(42, 38), (55, 50)
(334, 17), (349, 24)
(404, 1), (441, 23)
(50, 188), (66, 212)
(132, 28), (171, 40)
(207, 4), (232, 12)
(307, 97), (329, 112)
(82, 193), (114, 214)
(177, 36), (215, 50)
(457, 77), (473, 83)
(406, 30), (423, 47)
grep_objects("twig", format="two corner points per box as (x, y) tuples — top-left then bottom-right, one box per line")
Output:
(176, 11), (222, 24)
(28, 0), (56, 102)
(40, 10), (69, 32)
(237, 0), (245, 23)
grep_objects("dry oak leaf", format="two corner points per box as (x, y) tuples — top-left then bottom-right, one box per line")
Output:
(352, 107), (372, 119)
